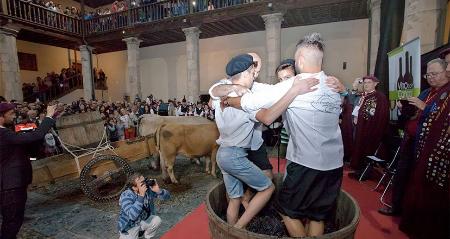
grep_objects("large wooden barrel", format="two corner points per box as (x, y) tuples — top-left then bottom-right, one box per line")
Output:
(206, 174), (360, 239)
(56, 111), (105, 147)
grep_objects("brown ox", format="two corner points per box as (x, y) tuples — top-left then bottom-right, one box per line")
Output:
(156, 123), (219, 184)
(139, 115), (211, 169)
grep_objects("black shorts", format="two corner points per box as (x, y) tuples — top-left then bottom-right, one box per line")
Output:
(246, 143), (273, 171)
(276, 162), (343, 221)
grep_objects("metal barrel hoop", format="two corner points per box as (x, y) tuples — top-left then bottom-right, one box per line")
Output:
(79, 154), (134, 202)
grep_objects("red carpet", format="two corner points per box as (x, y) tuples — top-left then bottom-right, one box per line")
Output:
(162, 158), (408, 239)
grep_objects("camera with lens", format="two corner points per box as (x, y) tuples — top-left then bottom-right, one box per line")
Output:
(143, 178), (156, 188)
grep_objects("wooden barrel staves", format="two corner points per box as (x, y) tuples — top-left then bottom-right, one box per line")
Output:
(56, 111), (106, 147)
(206, 174), (360, 239)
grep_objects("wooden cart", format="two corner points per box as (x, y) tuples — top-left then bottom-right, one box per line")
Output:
(31, 112), (210, 201)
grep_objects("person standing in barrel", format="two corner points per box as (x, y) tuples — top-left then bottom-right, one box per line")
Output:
(0, 102), (57, 239)
(225, 33), (346, 237)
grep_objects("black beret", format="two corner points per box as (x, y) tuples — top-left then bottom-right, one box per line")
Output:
(276, 59), (295, 73)
(226, 54), (254, 77)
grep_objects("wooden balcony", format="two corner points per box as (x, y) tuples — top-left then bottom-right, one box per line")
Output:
(0, 0), (368, 53)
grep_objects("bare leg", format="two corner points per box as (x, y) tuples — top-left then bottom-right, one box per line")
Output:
(281, 214), (307, 237)
(242, 170), (273, 209)
(227, 198), (241, 225)
(210, 148), (218, 177)
(241, 189), (254, 210)
(308, 220), (324, 236)
(235, 184), (275, 229)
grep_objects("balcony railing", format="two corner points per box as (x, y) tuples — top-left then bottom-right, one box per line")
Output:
(0, 0), (259, 36)
(1, 0), (82, 35)
(85, 0), (260, 35)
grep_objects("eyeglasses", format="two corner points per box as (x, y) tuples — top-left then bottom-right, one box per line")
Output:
(423, 71), (444, 79)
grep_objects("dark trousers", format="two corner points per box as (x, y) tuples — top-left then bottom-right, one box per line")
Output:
(0, 187), (27, 239)
(391, 137), (415, 212)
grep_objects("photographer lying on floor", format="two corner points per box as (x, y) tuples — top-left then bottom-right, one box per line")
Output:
(118, 173), (170, 239)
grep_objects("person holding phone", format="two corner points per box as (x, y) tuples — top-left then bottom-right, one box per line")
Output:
(0, 102), (57, 239)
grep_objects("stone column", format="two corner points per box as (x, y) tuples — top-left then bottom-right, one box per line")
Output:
(402, 0), (442, 53)
(182, 27), (200, 104)
(369, 0), (381, 74)
(123, 37), (142, 99)
(80, 45), (94, 101)
(262, 13), (283, 84)
(0, 28), (22, 101)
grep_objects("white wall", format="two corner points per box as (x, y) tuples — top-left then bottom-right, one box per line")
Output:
(281, 20), (369, 88)
(96, 51), (128, 101)
(17, 40), (81, 84)
(97, 18), (368, 101)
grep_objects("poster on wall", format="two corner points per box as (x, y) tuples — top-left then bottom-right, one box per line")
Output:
(388, 37), (421, 100)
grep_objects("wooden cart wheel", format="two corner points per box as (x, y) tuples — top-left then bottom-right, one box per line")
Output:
(80, 155), (134, 202)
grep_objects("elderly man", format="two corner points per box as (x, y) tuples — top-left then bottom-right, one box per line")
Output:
(349, 75), (389, 178)
(227, 33), (345, 237)
(380, 55), (449, 218)
(0, 103), (56, 239)
(399, 57), (449, 239)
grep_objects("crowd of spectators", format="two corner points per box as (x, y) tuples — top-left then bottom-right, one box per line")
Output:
(22, 0), (256, 20)
(18, 0), (257, 33)
(22, 65), (81, 103)
(98, 95), (215, 142)
(26, 0), (82, 18)
(22, 66), (107, 103)
(0, 94), (214, 159)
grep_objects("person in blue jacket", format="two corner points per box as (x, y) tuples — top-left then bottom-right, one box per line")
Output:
(118, 173), (170, 239)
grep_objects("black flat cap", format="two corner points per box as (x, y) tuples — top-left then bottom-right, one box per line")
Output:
(226, 54), (254, 77)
